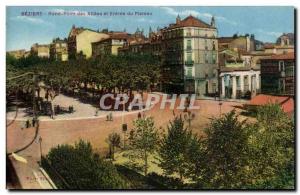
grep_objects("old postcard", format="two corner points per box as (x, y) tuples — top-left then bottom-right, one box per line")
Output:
(6, 6), (295, 190)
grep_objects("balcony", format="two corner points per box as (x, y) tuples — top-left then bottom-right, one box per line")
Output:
(185, 75), (194, 79)
(185, 60), (194, 66)
(186, 46), (192, 51)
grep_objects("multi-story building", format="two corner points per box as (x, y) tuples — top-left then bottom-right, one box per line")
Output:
(119, 28), (161, 57)
(30, 43), (50, 58)
(260, 52), (295, 95)
(118, 27), (162, 57)
(92, 32), (129, 58)
(7, 49), (27, 59)
(263, 44), (294, 55)
(161, 15), (218, 97)
(50, 38), (68, 61)
(218, 34), (257, 53)
(276, 33), (294, 46)
(67, 25), (109, 59)
(263, 33), (294, 55)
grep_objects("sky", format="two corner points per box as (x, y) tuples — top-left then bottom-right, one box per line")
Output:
(6, 6), (295, 51)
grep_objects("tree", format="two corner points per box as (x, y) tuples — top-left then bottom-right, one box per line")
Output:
(45, 139), (128, 189)
(128, 117), (159, 175)
(107, 132), (121, 160)
(247, 103), (294, 189)
(158, 116), (192, 180)
(184, 134), (204, 184)
(201, 111), (250, 188)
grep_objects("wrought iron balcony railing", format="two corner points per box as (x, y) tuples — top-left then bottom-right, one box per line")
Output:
(185, 60), (194, 66)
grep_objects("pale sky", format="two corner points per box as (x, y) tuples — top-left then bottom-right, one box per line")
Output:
(6, 6), (295, 51)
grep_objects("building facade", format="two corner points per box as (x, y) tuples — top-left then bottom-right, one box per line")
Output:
(260, 52), (295, 95)
(68, 25), (109, 59)
(50, 38), (68, 61)
(218, 34), (256, 53)
(161, 15), (219, 97)
(263, 44), (294, 55)
(118, 29), (162, 57)
(219, 49), (260, 99)
(30, 43), (50, 58)
(92, 32), (129, 58)
(7, 49), (27, 59)
(276, 33), (294, 46)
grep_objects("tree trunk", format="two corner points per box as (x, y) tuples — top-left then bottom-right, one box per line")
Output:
(50, 100), (55, 119)
(111, 145), (115, 161)
(179, 171), (183, 181)
(84, 82), (87, 92)
(144, 150), (148, 176)
(37, 88), (40, 99)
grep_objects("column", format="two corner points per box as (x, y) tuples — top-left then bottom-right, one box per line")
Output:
(240, 75), (244, 93)
(232, 75), (237, 99)
(248, 74), (252, 92)
(221, 76), (225, 98)
(256, 73), (260, 91)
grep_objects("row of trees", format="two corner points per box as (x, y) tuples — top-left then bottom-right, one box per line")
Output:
(126, 104), (294, 189)
(43, 103), (294, 189)
(7, 53), (161, 103)
(43, 140), (127, 189)
(7, 53), (161, 118)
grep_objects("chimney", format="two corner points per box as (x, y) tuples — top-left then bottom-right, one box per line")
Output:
(149, 27), (153, 38)
(176, 14), (181, 24)
(211, 16), (215, 27)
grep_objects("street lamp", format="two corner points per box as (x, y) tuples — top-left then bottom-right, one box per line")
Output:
(122, 123), (127, 149)
(184, 110), (195, 130)
(183, 96), (190, 112)
(121, 98), (127, 149)
(219, 102), (223, 117)
(38, 136), (43, 161)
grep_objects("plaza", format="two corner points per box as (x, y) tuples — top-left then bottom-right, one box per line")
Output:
(6, 92), (245, 189)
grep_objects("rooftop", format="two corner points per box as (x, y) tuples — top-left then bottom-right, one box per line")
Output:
(264, 52), (295, 60)
(249, 94), (294, 115)
(167, 15), (214, 30)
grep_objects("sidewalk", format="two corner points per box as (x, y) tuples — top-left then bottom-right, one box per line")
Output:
(8, 155), (53, 189)
(6, 93), (150, 122)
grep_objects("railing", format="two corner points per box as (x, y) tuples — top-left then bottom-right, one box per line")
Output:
(185, 74), (194, 79)
(41, 156), (71, 189)
(185, 60), (194, 66)
(186, 46), (192, 51)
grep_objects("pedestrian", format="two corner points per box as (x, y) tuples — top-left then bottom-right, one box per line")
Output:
(95, 108), (99, 116)
(109, 112), (113, 121)
(26, 119), (30, 128)
(32, 118), (36, 127)
(138, 112), (141, 119)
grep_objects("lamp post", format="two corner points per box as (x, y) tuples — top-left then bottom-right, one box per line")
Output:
(219, 102), (223, 117)
(122, 123), (127, 149)
(184, 110), (195, 130)
(38, 136), (43, 161)
(121, 99), (127, 149)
